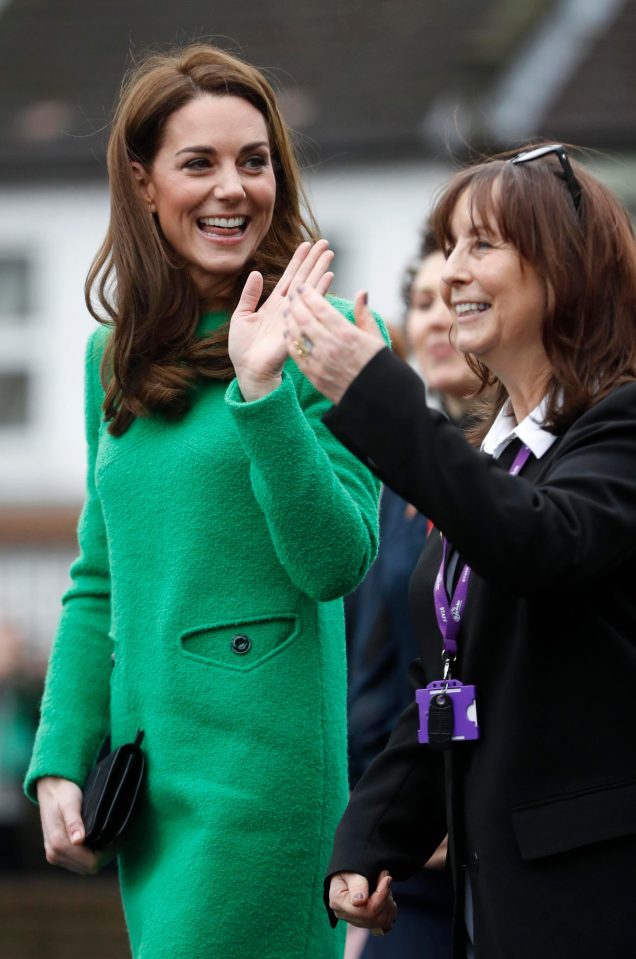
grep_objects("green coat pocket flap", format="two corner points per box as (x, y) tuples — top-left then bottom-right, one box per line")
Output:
(179, 614), (300, 671)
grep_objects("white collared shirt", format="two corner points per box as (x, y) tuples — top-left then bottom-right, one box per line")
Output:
(481, 396), (557, 461)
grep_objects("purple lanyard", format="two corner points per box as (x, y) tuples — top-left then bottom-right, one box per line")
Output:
(434, 443), (532, 662)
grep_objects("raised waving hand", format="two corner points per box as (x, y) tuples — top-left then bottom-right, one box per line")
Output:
(229, 239), (334, 401)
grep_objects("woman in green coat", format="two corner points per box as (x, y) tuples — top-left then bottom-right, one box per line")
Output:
(25, 44), (382, 959)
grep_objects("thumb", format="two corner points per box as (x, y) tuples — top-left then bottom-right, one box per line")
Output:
(348, 875), (370, 907)
(376, 869), (393, 896)
(60, 796), (85, 845)
(353, 290), (382, 338)
(235, 271), (264, 318)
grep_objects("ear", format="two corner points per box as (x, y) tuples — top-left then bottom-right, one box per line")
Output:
(131, 161), (156, 213)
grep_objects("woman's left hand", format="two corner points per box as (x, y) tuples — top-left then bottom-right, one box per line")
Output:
(229, 239), (334, 401)
(328, 870), (397, 933)
(284, 286), (385, 404)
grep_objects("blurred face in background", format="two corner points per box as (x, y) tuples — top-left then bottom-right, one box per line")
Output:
(406, 250), (477, 400)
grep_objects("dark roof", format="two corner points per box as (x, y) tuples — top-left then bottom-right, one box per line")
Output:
(0, 0), (633, 182)
(544, 0), (636, 149)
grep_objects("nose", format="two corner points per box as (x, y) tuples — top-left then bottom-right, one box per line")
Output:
(441, 244), (470, 290)
(213, 163), (246, 202)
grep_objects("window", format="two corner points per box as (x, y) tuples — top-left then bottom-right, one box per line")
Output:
(0, 255), (31, 320)
(0, 253), (34, 429)
(0, 370), (29, 426)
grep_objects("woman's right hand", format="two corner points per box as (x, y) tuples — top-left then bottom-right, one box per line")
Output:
(36, 776), (111, 874)
(328, 869), (397, 933)
(229, 239), (334, 401)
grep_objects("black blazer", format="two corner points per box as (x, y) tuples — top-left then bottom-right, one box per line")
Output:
(323, 348), (636, 959)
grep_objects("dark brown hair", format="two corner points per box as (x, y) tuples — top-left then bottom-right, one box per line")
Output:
(430, 144), (636, 443)
(86, 43), (318, 435)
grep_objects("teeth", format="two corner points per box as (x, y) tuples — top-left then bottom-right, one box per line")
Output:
(200, 216), (246, 228)
(455, 302), (489, 316)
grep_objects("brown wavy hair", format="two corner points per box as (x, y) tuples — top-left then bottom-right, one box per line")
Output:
(86, 43), (318, 435)
(430, 144), (636, 444)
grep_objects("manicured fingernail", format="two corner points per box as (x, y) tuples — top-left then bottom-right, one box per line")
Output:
(71, 830), (82, 842)
(351, 893), (364, 902)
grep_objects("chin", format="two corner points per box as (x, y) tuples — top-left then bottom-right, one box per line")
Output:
(426, 376), (448, 394)
(426, 363), (462, 394)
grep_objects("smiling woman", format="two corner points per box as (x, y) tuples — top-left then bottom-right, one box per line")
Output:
(439, 189), (549, 417)
(131, 95), (277, 305)
(281, 144), (636, 957)
(85, 42), (331, 435)
(24, 43), (384, 959)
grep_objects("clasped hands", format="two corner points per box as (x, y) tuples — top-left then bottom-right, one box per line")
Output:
(229, 239), (385, 404)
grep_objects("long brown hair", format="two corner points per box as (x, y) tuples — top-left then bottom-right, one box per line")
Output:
(87, 43), (318, 435)
(430, 144), (636, 444)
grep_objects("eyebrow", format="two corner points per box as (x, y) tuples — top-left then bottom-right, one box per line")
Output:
(175, 140), (270, 156)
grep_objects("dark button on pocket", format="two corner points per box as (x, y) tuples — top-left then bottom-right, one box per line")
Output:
(230, 634), (251, 655)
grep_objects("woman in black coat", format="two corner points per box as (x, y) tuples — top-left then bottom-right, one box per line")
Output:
(283, 143), (636, 958)
(345, 229), (479, 959)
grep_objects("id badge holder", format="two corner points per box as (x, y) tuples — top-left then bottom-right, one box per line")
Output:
(416, 679), (479, 749)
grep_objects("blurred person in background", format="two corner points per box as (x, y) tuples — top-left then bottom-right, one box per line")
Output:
(24, 43), (384, 959)
(0, 622), (41, 871)
(345, 227), (478, 959)
(404, 229), (480, 426)
(284, 144), (636, 958)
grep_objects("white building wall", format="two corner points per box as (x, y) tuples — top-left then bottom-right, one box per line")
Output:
(0, 185), (109, 504)
(0, 546), (75, 655)
(307, 161), (451, 323)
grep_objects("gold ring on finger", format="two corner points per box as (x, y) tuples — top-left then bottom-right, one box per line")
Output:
(294, 334), (313, 359)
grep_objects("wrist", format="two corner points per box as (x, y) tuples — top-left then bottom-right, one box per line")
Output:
(236, 371), (283, 402)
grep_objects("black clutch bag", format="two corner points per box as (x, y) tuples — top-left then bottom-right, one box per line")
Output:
(81, 729), (145, 849)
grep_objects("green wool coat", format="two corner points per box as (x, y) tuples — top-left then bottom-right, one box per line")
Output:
(26, 300), (383, 959)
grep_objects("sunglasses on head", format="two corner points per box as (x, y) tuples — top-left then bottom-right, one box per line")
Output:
(510, 143), (582, 214)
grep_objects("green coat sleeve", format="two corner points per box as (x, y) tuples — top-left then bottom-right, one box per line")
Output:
(225, 297), (387, 601)
(24, 329), (112, 801)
